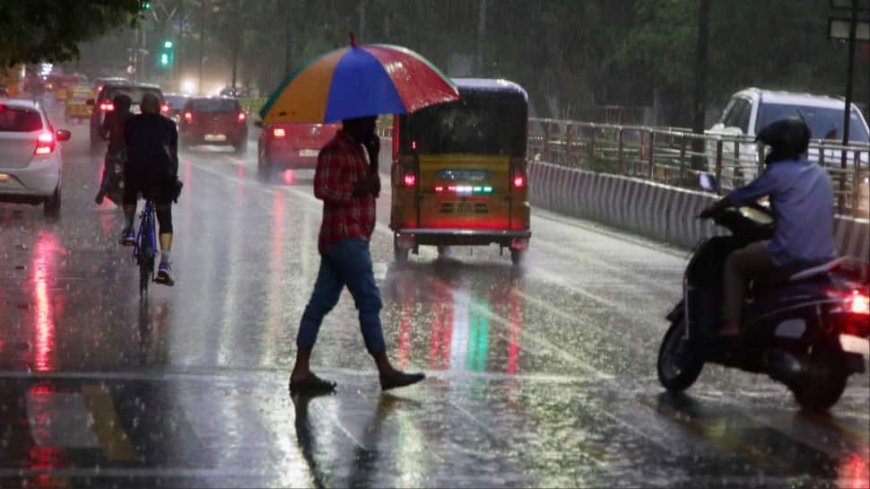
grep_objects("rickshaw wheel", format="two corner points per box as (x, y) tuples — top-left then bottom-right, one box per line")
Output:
(510, 248), (525, 266)
(394, 245), (410, 265)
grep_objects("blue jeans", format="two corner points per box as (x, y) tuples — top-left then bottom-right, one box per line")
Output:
(297, 238), (386, 354)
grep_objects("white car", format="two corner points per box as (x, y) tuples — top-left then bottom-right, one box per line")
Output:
(0, 99), (71, 218)
(706, 88), (870, 188)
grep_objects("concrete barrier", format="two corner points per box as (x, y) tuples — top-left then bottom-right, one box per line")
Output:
(529, 161), (869, 259)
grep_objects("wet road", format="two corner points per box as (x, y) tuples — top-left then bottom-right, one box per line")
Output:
(0, 108), (868, 488)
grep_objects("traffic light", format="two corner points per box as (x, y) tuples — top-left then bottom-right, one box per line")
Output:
(157, 39), (174, 69)
(140, 1), (151, 10)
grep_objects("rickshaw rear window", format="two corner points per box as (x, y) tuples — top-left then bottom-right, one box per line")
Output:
(400, 96), (527, 156)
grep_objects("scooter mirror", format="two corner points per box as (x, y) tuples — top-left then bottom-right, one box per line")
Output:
(699, 174), (717, 192)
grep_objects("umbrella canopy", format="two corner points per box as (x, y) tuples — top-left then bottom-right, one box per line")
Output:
(260, 42), (459, 124)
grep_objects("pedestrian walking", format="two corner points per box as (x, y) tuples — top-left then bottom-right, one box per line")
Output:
(289, 115), (425, 394)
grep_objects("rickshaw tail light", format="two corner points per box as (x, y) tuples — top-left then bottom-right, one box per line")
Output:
(403, 173), (416, 187)
(273, 127), (286, 138)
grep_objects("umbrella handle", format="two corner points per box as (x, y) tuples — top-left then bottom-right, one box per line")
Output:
(349, 32), (356, 47)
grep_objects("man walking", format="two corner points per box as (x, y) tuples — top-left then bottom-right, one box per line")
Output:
(290, 116), (424, 394)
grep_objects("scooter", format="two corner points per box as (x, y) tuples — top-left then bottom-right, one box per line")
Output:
(657, 184), (870, 411)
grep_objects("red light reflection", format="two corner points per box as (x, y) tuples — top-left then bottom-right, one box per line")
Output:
(32, 234), (59, 372)
(838, 453), (869, 489)
(282, 169), (297, 185)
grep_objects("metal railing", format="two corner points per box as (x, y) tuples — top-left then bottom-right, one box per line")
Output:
(528, 118), (870, 217)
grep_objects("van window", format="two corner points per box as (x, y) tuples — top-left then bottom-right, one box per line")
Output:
(755, 103), (870, 142)
(400, 94), (527, 157)
(0, 106), (43, 132)
(190, 99), (240, 112)
(722, 98), (751, 133)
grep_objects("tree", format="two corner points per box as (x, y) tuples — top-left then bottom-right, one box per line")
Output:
(0, 0), (142, 67)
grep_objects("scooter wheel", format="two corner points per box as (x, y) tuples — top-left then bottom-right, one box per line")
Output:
(657, 319), (704, 392)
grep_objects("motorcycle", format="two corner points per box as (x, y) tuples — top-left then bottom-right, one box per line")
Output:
(657, 180), (870, 411)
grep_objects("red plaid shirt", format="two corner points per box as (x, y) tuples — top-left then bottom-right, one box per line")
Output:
(314, 130), (377, 254)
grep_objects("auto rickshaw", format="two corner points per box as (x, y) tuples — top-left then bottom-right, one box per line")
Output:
(65, 86), (93, 123)
(390, 78), (531, 265)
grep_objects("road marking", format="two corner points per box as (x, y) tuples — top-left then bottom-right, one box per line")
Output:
(81, 384), (140, 461)
(26, 390), (100, 448)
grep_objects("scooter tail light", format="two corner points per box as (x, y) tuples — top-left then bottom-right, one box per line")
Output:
(99, 102), (114, 112)
(848, 291), (870, 315)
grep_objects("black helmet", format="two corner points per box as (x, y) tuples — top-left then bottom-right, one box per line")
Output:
(755, 117), (810, 164)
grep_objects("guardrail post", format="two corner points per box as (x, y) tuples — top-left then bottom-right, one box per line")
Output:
(648, 130), (656, 180)
(852, 149), (861, 214)
(678, 135), (687, 183)
(617, 127), (625, 174)
(715, 139), (723, 193)
(566, 124), (573, 166)
(543, 123), (551, 163)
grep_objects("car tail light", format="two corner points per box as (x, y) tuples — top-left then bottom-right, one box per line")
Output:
(99, 102), (114, 112)
(273, 127), (286, 138)
(511, 157), (527, 190)
(161, 103), (170, 113)
(34, 132), (55, 155)
(237, 112), (246, 123)
(184, 112), (193, 123)
(403, 173), (416, 187)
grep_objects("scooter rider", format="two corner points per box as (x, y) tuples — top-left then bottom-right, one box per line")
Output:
(700, 118), (835, 336)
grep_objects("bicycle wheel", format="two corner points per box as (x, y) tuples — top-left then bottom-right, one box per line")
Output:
(138, 242), (153, 298)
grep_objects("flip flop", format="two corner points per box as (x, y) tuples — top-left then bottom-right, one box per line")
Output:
(289, 374), (337, 394)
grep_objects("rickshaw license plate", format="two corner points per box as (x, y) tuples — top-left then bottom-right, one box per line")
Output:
(299, 150), (318, 157)
(205, 134), (227, 142)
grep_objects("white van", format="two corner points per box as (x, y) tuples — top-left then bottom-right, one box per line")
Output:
(706, 88), (870, 188)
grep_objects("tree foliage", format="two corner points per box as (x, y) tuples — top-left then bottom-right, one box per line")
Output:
(77, 0), (869, 126)
(0, 0), (142, 67)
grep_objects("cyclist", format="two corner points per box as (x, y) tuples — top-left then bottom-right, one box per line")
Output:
(121, 93), (179, 286)
(95, 94), (132, 205)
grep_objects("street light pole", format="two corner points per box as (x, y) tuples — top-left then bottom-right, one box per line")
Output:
(838, 0), (859, 212)
(198, 0), (205, 94)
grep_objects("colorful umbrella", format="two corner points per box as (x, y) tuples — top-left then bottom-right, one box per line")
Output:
(260, 39), (459, 124)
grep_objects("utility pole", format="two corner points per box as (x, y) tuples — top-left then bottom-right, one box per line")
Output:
(476, 0), (487, 74)
(838, 0), (859, 212)
(230, 0), (241, 94)
(691, 0), (710, 171)
(358, 0), (366, 42)
(198, 0), (205, 94)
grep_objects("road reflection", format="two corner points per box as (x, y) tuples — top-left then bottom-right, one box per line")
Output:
(655, 393), (869, 487)
(383, 261), (525, 374)
(32, 232), (60, 372)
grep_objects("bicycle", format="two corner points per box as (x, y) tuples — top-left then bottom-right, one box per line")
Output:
(133, 200), (158, 298)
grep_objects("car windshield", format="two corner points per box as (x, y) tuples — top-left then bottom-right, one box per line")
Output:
(756, 103), (870, 142)
(400, 94), (527, 156)
(103, 87), (163, 106)
(0, 106), (43, 132)
(191, 99), (239, 112)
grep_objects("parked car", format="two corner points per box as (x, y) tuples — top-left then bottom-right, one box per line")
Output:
(163, 93), (189, 123)
(88, 83), (165, 151)
(179, 97), (248, 153)
(0, 99), (71, 218)
(256, 121), (339, 181)
(706, 88), (870, 187)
